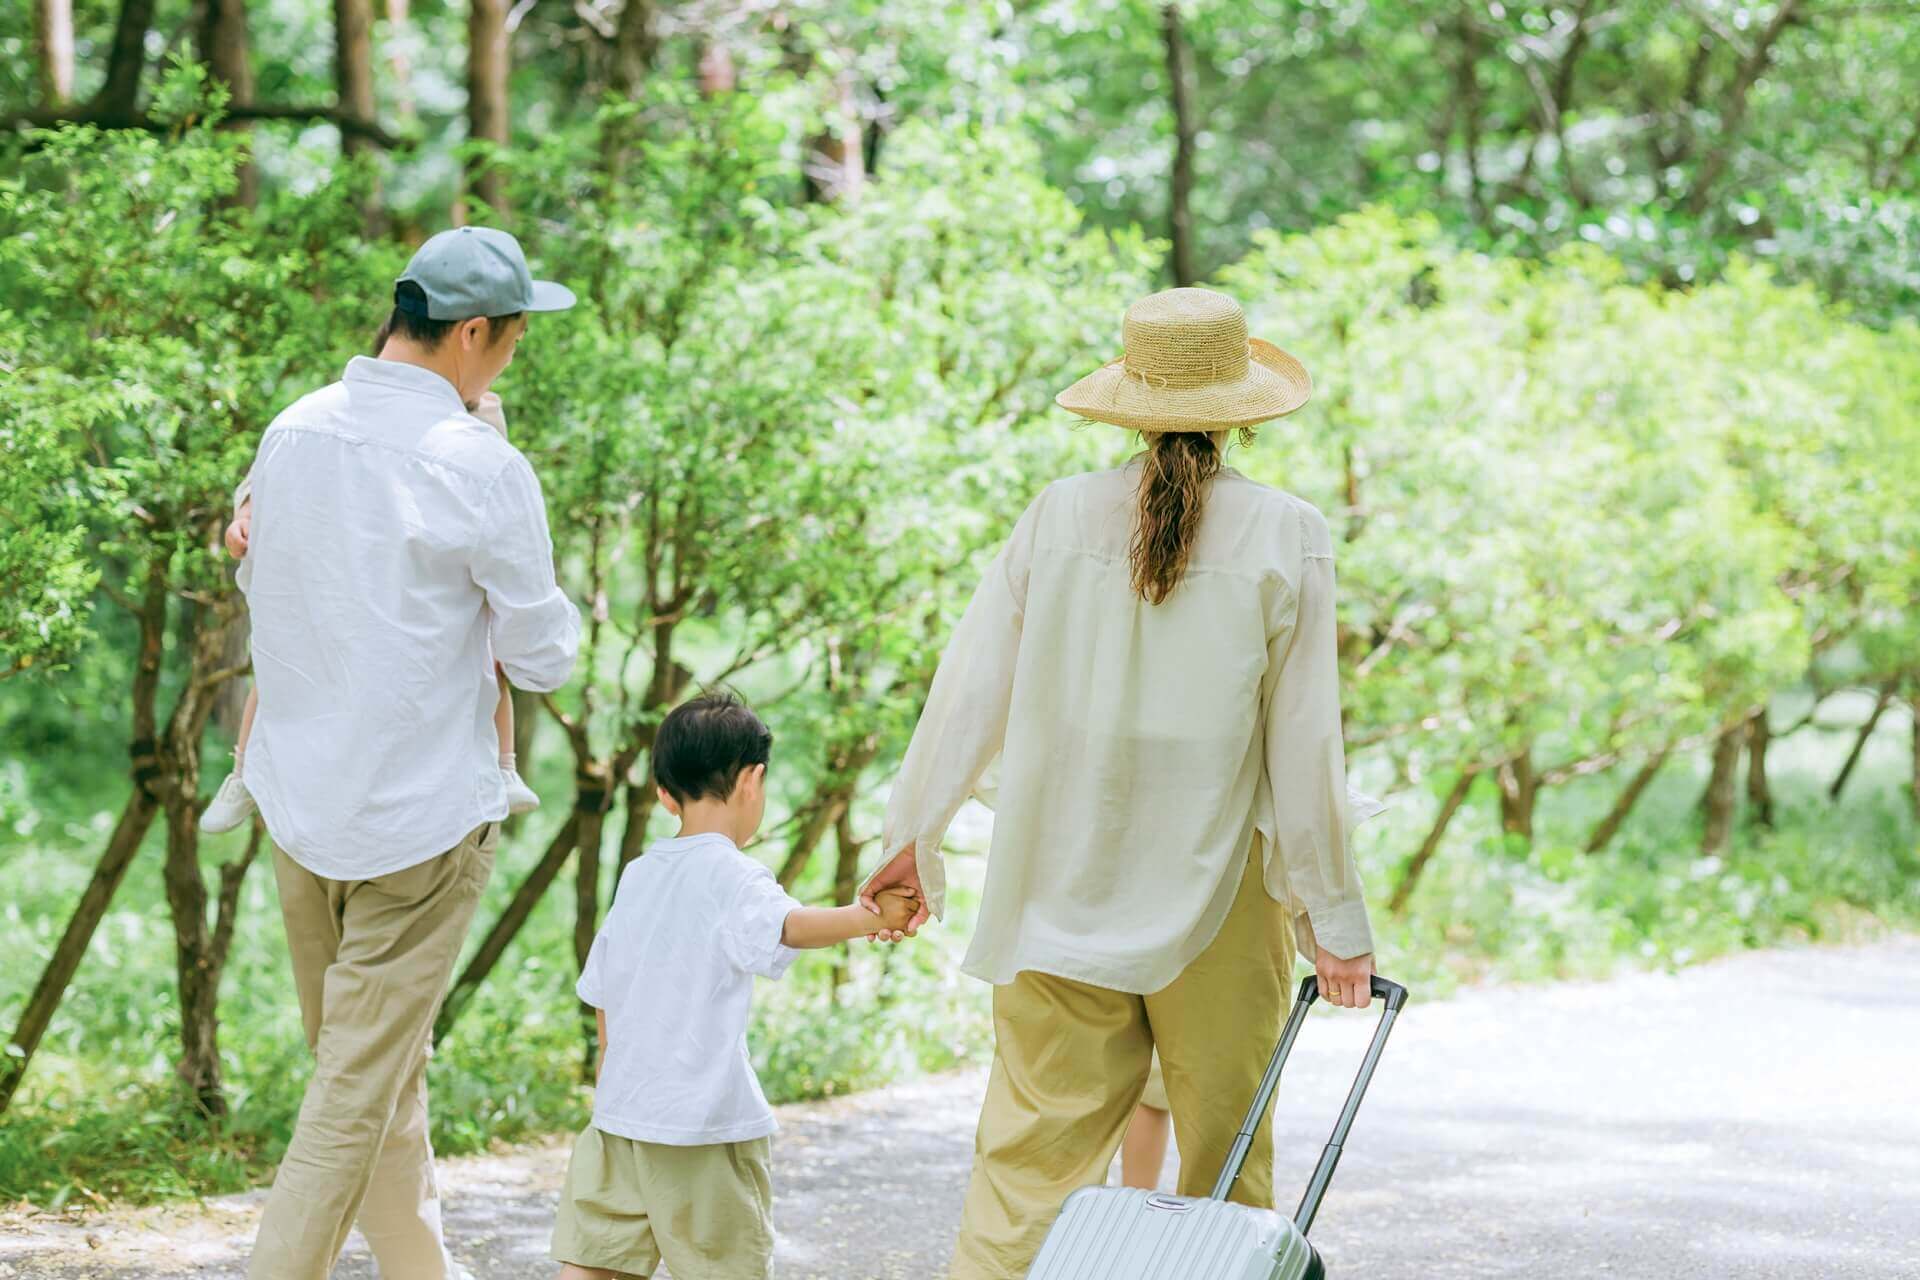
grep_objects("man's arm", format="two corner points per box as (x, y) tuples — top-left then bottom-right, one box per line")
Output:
(471, 456), (582, 692)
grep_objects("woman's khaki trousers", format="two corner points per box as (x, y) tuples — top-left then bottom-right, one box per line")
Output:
(949, 842), (1295, 1280)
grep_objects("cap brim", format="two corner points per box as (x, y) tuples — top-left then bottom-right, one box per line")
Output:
(526, 280), (577, 312)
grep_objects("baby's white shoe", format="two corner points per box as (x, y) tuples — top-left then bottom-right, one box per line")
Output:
(503, 766), (540, 816)
(199, 769), (256, 834)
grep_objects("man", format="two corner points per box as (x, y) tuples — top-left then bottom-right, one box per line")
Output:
(235, 227), (582, 1280)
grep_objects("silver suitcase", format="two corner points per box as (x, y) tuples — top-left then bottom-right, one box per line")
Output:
(1026, 974), (1408, 1280)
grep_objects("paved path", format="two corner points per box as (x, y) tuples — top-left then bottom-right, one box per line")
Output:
(6, 938), (1919, 1278)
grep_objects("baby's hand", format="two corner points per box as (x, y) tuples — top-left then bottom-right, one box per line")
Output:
(224, 509), (251, 559)
(872, 887), (920, 935)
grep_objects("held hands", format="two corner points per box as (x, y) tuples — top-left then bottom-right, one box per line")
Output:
(867, 887), (920, 943)
(858, 844), (931, 941)
(1315, 946), (1375, 1009)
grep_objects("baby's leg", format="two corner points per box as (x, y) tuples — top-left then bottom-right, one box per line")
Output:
(236, 684), (259, 758)
(494, 665), (514, 760)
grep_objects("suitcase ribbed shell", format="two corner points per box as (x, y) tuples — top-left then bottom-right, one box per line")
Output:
(1025, 1186), (1315, 1280)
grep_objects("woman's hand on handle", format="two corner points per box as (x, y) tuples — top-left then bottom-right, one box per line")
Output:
(859, 844), (929, 940)
(1315, 946), (1375, 1009)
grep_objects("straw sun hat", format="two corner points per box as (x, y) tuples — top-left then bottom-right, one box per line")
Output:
(1055, 287), (1311, 432)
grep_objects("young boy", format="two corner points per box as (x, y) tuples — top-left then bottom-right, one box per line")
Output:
(554, 688), (918, 1280)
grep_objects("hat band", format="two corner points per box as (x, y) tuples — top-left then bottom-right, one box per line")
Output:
(1121, 344), (1252, 390)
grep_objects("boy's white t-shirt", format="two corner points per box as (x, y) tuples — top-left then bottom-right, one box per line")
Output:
(578, 831), (805, 1145)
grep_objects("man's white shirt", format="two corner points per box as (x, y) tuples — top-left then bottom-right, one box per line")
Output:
(237, 356), (580, 879)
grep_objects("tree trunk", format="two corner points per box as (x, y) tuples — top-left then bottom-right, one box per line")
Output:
(160, 795), (227, 1115)
(1388, 767), (1477, 915)
(334, 0), (377, 158)
(1684, 0), (1806, 216)
(1584, 748), (1668, 854)
(828, 809), (863, 993)
(199, 0), (258, 206)
(0, 785), (159, 1113)
(1746, 707), (1774, 828)
(1161, 3), (1197, 287)
(616, 778), (656, 872)
(385, 0), (416, 126)
(1496, 749), (1536, 841)
(1453, 5), (1485, 225)
(1700, 724), (1744, 855)
(802, 71), (865, 203)
(1, 560), (169, 1116)
(572, 760), (615, 1078)
(34, 0), (75, 108)
(156, 600), (250, 1116)
(466, 0), (510, 214)
(1910, 689), (1919, 823)
(434, 811), (580, 1043)
(1830, 681), (1897, 800)
(609, 0), (655, 98)
(777, 788), (850, 889)
(94, 0), (157, 119)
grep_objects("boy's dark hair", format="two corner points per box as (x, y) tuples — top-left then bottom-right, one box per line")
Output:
(370, 280), (523, 354)
(653, 688), (773, 806)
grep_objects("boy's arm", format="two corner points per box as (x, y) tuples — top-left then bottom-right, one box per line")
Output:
(780, 904), (889, 950)
(779, 891), (917, 949)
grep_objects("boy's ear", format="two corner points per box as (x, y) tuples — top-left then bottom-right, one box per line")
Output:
(656, 785), (679, 817)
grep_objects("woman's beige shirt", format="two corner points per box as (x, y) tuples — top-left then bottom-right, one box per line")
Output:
(881, 462), (1374, 994)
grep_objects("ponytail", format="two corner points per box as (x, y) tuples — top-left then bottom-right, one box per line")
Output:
(1129, 432), (1222, 605)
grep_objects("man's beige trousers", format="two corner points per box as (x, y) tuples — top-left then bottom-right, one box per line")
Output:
(949, 841), (1295, 1280)
(247, 823), (496, 1280)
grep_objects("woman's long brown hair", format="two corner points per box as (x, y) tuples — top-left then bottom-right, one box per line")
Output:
(1129, 431), (1222, 605)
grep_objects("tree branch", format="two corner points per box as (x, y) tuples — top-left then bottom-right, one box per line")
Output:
(1685, 0), (1807, 215)
(3, 103), (404, 148)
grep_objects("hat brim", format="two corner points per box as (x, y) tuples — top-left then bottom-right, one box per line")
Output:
(1054, 339), (1311, 432)
(526, 280), (577, 312)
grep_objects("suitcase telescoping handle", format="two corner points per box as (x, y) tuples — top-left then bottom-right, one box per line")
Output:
(1208, 973), (1409, 1235)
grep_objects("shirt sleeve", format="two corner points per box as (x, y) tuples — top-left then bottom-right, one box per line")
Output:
(721, 863), (805, 980)
(576, 928), (610, 1007)
(1262, 505), (1375, 962)
(471, 455), (582, 693)
(875, 491), (1043, 921)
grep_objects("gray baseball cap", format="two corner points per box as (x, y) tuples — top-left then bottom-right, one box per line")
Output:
(395, 226), (577, 320)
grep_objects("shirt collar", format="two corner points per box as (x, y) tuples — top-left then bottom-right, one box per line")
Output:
(343, 355), (467, 410)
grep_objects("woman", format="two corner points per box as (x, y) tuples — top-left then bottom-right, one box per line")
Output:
(864, 287), (1378, 1280)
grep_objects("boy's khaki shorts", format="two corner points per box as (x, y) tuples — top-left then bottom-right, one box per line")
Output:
(551, 1124), (774, 1279)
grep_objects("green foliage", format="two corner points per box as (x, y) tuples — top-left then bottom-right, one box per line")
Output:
(4, 16), (1919, 1217)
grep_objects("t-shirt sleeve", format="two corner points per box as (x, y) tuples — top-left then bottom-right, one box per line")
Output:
(576, 928), (610, 1007)
(720, 863), (805, 980)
